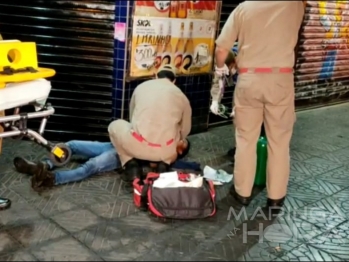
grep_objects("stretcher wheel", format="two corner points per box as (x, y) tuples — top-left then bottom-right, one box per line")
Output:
(49, 143), (72, 167)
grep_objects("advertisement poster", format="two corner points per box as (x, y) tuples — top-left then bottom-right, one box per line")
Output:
(130, 1), (218, 78)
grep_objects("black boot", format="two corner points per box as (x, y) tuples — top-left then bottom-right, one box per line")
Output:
(0, 197), (11, 210)
(122, 159), (142, 182)
(31, 163), (55, 191)
(14, 157), (49, 175)
(267, 197), (285, 208)
(230, 186), (251, 206)
(157, 161), (170, 173)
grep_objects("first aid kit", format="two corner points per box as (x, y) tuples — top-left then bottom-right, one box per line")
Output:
(133, 171), (217, 220)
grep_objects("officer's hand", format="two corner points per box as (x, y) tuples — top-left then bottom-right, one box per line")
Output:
(210, 101), (219, 115)
(215, 64), (229, 76)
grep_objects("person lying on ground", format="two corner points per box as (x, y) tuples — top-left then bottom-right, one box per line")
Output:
(13, 139), (190, 191)
(108, 64), (192, 182)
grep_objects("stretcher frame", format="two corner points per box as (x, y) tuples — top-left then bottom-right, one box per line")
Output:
(0, 102), (54, 147)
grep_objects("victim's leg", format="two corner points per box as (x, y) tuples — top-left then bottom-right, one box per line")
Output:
(29, 149), (119, 190)
(14, 141), (114, 173)
(54, 149), (120, 185)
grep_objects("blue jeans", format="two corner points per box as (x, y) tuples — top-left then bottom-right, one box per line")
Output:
(44, 140), (120, 185)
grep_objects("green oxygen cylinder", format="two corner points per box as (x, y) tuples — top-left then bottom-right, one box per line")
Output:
(254, 124), (267, 187)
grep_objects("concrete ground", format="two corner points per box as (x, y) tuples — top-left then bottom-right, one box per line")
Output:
(1, 103), (349, 261)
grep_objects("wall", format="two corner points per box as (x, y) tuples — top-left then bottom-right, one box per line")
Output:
(114, 1), (214, 134)
(295, 1), (349, 108)
(0, 1), (115, 141)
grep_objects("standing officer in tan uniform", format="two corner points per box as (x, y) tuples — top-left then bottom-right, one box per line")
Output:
(215, 1), (304, 208)
(108, 65), (192, 181)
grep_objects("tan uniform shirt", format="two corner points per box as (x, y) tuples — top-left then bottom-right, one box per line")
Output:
(129, 78), (192, 145)
(216, 1), (304, 68)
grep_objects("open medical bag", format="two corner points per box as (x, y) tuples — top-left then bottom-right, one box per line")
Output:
(133, 172), (216, 219)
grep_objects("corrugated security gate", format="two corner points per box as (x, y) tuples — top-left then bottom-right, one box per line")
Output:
(295, 1), (349, 108)
(208, 0), (242, 126)
(0, 1), (115, 141)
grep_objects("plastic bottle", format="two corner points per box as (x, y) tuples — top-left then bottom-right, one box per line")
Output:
(254, 124), (267, 187)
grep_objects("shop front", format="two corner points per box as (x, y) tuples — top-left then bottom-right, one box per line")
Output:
(2, 1), (348, 142)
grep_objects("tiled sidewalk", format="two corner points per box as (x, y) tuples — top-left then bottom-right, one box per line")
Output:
(1, 103), (349, 261)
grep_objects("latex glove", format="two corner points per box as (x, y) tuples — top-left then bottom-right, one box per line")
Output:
(215, 64), (229, 76)
(230, 107), (235, 118)
(230, 67), (237, 75)
(210, 101), (219, 115)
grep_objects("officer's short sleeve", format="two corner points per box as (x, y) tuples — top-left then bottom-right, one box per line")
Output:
(297, 2), (305, 28)
(215, 5), (241, 51)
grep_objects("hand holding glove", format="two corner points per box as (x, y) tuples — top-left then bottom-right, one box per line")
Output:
(210, 101), (219, 115)
(215, 64), (229, 76)
(230, 107), (235, 118)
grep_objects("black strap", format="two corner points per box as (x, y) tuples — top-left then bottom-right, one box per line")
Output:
(139, 183), (150, 211)
(0, 66), (38, 75)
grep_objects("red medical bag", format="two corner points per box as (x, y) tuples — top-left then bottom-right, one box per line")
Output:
(133, 172), (216, 219)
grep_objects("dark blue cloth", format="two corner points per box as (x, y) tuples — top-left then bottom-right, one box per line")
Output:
(171, 159), (201, 171)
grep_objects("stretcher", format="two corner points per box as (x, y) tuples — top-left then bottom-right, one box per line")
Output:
(0, 79), (72, 166)
(0, 39), (72, 166)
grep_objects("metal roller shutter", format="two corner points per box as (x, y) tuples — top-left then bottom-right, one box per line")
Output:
(0, 1), (115, 141)
(295, 1), (349, 108)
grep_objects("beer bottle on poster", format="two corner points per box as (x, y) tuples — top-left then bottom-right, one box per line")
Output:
(174, 22), (185, 69)
(161, 22), (173, 66)
(169, 1), (178, 18)
(177, 1), (187, 18)
(181, 21), (194, 73)
(152, 23), (163, 70)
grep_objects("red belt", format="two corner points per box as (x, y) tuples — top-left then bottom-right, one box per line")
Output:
(131, 131), (174, 148)
(239, 67), (293, 74)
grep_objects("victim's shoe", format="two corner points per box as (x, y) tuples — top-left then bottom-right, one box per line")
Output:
(31, 163), (55, 191)
(13, 157), (48, 176)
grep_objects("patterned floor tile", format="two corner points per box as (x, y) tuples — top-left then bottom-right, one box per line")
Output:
(30, 237), (102, 261)
(88, 196), (138, 219)
(290, 150), (314, 161)
(280, 244), (345, 261)
(331, 188), (349, 216)
(0, 251), (37, 262)
(308, 221), (349, 260)
(271, 213), (325, 243)
(50, 208), (100, 233)
(0, 202), (41, 227)
(318, 167), (349, 187)
(0, 231), (21, 253)
(299, 178), (345, 196)
(295, 197), (347, 231)
(318, 147), (349, 165)
(282, 183), (324, 212)
(7, 219), (67, 248)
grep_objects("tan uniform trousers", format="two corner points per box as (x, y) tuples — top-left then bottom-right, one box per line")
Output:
(108, 119), (177, 166)
(233, 72), (295, 200)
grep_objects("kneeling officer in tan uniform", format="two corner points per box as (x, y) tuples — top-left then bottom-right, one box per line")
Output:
(215, 1), (304, 209)
(108, 65), (192, 181)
